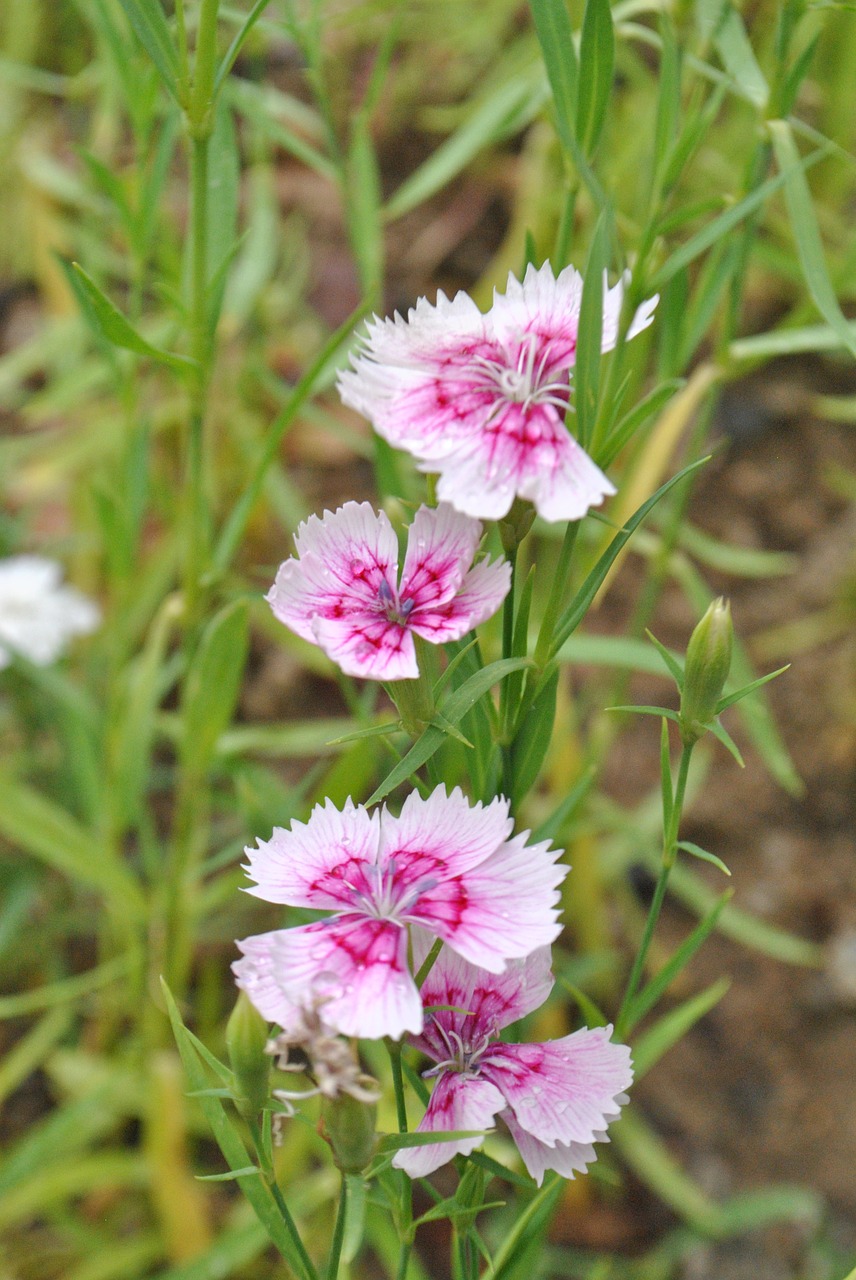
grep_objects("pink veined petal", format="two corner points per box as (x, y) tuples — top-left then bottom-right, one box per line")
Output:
(392, 1070), (505, 1178)
(411, 939), (555, 1065)
(381, 787), (514, 880)
(514, 426), (615, 524)
(340, 289), (485, 379)
(408, 555), (511, 644)
(232, 928), (308, 1032)
(398, 504), (483, 612)
(502, 1110), (598, 1187)
(312, 612), (419, 681)
(238, 916), (422, 1040)
(478, 1026), (633, 1150)
(242, 797), (380, 909)
(407, 831), (566, 972)
(267, 502), (399, 643)
(488, 261), (583, 358)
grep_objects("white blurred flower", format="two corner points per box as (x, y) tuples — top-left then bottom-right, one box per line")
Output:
(0, 556), (100, 670)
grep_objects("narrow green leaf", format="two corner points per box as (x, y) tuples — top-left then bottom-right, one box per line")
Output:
(161, 980), (317, 1280)
(624, 891), (732, 1032)
(66, 262), (193, 372)
(713, 5), (768, 109)
(707, 717), (745, 766)
(650, 144), (829, 290)
(557, 979), (607, 1028)
(573, 212), (608, 450)
(487, 1175), (563, 1279)
(715, 664), (790, 713)
(214, 0), (271, 94)
(196, 1166), (260, 1181)
(600, 379), (684, 468)
(646, 629), (685, 686)
(528, 0), (578, 153)
(606, 705), (680, 722)
(213, 299), (372, 575)
(663, 858), (824, 968)
(181, 600), (249, 777)
(366, 658), (530, 805)
(576, 0), (614, 156)
(633, 977), (731, 1079)
(377, 1129), (487, 1153)
(0, 954), (133, 1020)
(531, 763), (597, 844)
(510, 665), (559, 808)
(677, 840), (731, 876)
(383, 69), (546, 222)
(550, 457), (710, 657)
(0, 775), (144, 916)
(347, 122), (383, 297)
(115, 0), (181, 100)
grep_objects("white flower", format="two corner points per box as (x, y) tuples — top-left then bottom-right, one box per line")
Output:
(0, 556), (100, 669)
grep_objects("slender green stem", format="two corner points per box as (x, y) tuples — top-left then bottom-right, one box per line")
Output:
(189, 0), (221, 132)
(616, 741), (693, 1036)
(534, 519), (579, 670)
(249, 1119), (319, 1280)
(388, 1041), (408, 1133)
(326, 1176), (348, 1280)
(396, 1242), (412, 1280)
(182, 133), (211, 627)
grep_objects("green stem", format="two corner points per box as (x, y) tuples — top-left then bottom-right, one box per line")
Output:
(326, 1176), (348, 1280)
(388, 1041), (408, 1133)
(189, 0), (220, 133)
(249, 1119), (319, 1280)
(534, 519), (579, 670)
(616, 741), (693, 1036)
(414, 937), (443, 988)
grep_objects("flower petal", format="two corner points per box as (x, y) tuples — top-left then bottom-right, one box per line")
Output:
(235, 916), (422, 1040)
(382, 787), (514, 879)
(313, 613), (419, 681)
(399, 504), (483, 611)
(479, 1026), (632, 1150)
(502, 1111), (598, 1186)
(488, 261), (583, 365)
(392, 1070), (505, 1178)
(411, 939), (555, 1065)
(408, 831), (566, 972)
(267, 502), (398, 642)
(242, 797), (381, 909)
(408, 557), (511, 644)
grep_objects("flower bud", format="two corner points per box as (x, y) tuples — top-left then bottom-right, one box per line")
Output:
(679, 598), (733, 745)
(321, 1091), (378, 1174)
(499, 497), (537, 555)
(226, 992), (271, 1118)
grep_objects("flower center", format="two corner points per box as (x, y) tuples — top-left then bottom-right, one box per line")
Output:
(469, 333), (572, 415)
(425, 1021), (494, 1078)
(378, 577), (415, 626)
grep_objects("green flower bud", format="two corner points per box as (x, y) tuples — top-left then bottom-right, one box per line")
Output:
(322, 1091), (378, 1175)
(679, 597), (733, 745)
(498, 497), (536, 555)
(226, 992), (271, 1118)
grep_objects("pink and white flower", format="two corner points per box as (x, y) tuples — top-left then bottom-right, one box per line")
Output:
(338, 260), (657, 523)
(233, 786), (566, 1041)
(266, 501), (510, 681)
(393, 940), (632, 1184)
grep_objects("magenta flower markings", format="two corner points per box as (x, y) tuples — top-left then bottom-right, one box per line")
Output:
(338, 260), (658, 523)
(393, 937), (633, 1184)
(267, 500), (510, 681)
(233, 787), (566, 1041)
